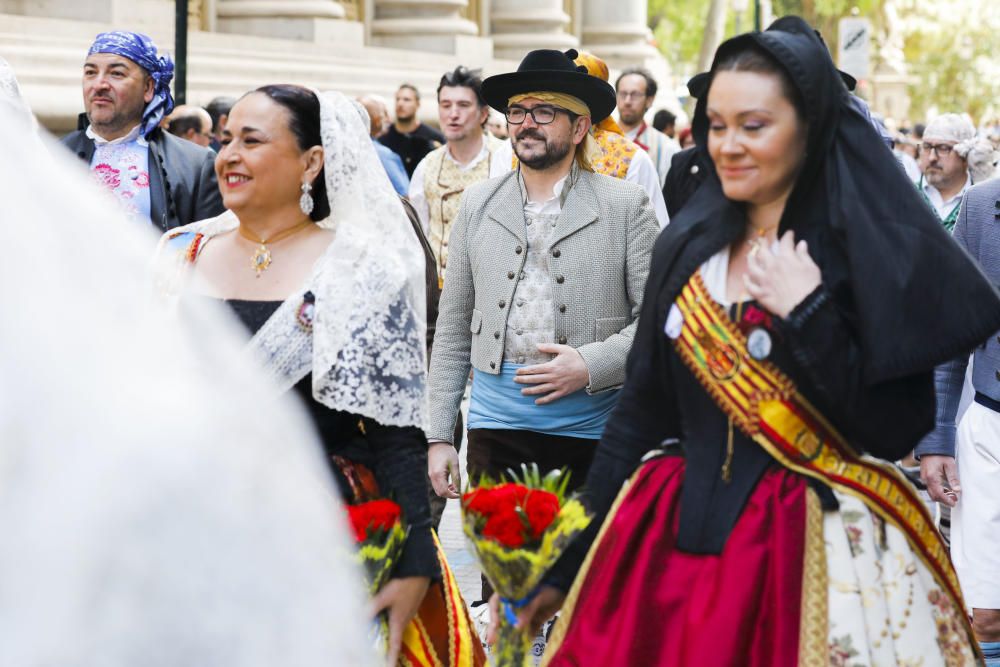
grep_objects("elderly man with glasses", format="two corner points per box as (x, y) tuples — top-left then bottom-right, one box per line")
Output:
(425, 49), (658, 607)
(917, 113), (997, 231)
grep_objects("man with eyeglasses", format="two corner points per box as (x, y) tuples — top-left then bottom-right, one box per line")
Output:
(614, 67), (679, 188)
(917, 114), (981, 231)
(489, 52), (670, 228)
(426, 48), (658, 610)
(165, 105), (214, 149)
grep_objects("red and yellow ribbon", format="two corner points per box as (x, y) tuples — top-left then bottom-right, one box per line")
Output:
(672, 272), (971, 626)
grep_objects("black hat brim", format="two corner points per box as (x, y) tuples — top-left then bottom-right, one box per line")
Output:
(481, 70), (617, 123)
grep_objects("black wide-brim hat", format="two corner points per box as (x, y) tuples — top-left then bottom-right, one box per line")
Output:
(481, 49), (617, 123)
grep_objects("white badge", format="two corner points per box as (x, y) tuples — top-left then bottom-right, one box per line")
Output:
(664, 303), (684, 339)
(747, 327), (773, 360)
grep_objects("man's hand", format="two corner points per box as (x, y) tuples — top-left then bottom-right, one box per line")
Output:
(428, 441), (461, 499)
(485, 586), (567, 646)
(513, 344), (590, 405)
(920, 454), (961, 507)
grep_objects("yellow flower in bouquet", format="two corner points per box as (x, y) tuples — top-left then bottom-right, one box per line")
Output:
(346, 498), (409, 653)
(461, 465), (591, 667)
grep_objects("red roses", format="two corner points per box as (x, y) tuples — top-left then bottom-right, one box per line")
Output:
(463, 483), (561, 548)
(347, 498), (402, 543)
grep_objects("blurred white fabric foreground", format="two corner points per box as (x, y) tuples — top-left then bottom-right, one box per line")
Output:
(0, 103), (374, 666)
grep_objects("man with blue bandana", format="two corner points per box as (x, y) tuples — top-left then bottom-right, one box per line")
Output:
(61, 31), (223, 230)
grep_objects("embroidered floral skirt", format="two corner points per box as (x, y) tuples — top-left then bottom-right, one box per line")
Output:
(542, 456), (977, 666)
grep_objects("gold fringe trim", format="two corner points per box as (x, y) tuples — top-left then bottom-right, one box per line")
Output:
(798, 487), (829, 666)
(539, 461), (653, 666)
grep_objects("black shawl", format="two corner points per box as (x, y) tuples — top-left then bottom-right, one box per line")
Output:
(670, 16), (1000, 384)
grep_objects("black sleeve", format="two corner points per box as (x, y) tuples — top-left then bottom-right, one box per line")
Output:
(546, 276), (683, 591)
(363, 418), (441, 580)
(778, 286), (935, 461)
(193, 151), (226, 220)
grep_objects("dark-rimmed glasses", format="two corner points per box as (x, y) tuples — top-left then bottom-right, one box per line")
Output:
(504, 105), (568, 125)
(922, 142), (956, 156)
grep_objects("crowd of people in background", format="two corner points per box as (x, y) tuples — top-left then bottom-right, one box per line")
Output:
(3, 16), (1000, 667)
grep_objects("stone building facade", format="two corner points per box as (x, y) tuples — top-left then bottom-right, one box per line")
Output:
(0, 0), (671, 133)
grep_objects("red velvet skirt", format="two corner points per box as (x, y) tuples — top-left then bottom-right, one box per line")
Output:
(545, 456), (807, 667)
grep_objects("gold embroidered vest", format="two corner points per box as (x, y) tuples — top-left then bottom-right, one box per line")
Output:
(423, 145), (491, 284)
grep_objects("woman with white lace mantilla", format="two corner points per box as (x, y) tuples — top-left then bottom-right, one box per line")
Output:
(154, 85), (484, 667)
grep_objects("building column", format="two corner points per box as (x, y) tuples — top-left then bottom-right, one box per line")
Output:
(370, 0), (479, 54)
(579, 0), (656, 69)
(489, 0), (577, 62)
(217, 0), (363, 43)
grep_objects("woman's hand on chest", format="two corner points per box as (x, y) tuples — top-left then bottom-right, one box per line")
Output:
(742, 230), (822, 318)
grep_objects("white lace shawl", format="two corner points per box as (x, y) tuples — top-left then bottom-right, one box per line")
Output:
(0, 57), (34, 129)
(156, 91), (429, 431)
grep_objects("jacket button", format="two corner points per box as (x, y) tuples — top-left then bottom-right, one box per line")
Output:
(552, 249), (561, 258)
(515, 246), (523, 254)
(559, 304), (566, 313)
(508, 271), (515, 279)
(558, 335), (567, 344)
(556, 275), (565, 284)
(494, 331), (500, 339)
(490, 361), (496, 369)
(499, 300), (506, 309)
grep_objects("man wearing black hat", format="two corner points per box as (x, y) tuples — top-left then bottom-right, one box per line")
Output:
(425, 48), (659, 599)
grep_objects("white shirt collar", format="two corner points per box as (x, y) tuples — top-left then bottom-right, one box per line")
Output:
(86, 124), (147, 147)
(444, 137), (489, 171)
(921, 174), (971, 219)
(519, 167), (574, 216)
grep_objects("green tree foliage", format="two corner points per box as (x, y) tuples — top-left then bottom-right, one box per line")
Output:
(648, 0), (1000, 123)
(647, 0), (713, 69)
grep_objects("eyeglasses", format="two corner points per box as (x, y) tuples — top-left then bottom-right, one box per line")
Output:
(616, 91), (647, 100)
(504, 105), (568, 125)
(922, 142), (956, 156)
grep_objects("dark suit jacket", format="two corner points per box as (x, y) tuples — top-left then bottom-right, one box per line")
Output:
(61, 126), (224, 231)
(662, 147), (710, 219)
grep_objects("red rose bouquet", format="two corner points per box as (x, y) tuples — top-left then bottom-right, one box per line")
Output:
(345, 498), (408, 653)
(461, 465), (591, 666)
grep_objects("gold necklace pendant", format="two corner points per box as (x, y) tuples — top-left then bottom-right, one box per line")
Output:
(250, 242), (272, 277)
(239, 220), (314, 278)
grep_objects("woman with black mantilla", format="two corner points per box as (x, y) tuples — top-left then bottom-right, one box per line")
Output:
(496, 18), (1000, 666)
(155, 85), (485, 667)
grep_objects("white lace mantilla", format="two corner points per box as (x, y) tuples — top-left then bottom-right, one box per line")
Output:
(156, 91), (429, 431)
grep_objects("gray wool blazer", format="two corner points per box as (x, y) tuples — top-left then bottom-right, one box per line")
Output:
(426, 168), (660, 443)
(917, 177), (1000, 458)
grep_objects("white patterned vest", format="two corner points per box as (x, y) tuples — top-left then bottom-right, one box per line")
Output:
(504, 208), (560, 365)
(422, 145), (492, 285)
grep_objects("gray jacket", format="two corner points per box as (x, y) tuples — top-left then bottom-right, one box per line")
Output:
(61, 127), (224, 232)
(426, 169), (659, 442)
(916, 178), (1000, 458)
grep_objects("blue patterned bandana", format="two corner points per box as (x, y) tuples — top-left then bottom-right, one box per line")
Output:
(88, 31), (174, 138)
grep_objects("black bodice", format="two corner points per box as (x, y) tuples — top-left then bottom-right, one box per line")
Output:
(224, 298), (439, 580)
